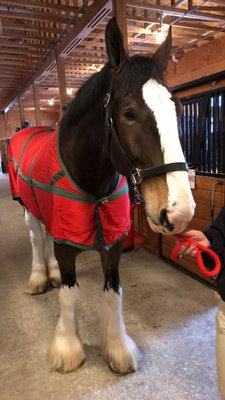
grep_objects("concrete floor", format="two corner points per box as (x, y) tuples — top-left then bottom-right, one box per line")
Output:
(0, 173), (222, 400)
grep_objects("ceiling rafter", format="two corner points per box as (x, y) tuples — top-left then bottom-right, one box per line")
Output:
(1, 20), (62, 34)
(0, 0), (79, 13)
(126, 1), (225, 23)
(0, 6), (70, 23)
(1, 0), (225, 112)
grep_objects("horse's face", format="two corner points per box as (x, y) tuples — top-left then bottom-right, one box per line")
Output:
(105, 19), (195, 234)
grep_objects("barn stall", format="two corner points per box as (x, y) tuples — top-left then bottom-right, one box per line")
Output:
(0, 1), (225, 399)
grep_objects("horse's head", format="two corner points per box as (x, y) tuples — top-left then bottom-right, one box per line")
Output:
(105, 18), (195, 234)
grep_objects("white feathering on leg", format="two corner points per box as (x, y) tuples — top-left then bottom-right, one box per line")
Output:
(50, 285), (85, 373)
(100, 287), (138, 374)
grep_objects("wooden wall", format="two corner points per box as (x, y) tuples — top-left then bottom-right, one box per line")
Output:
(166, 34), (225, 88)
(0, 107), (60, 140)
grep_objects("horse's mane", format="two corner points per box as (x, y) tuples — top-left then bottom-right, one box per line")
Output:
(63, 63), (111, 127)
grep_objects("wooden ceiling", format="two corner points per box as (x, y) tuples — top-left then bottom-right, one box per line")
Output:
(1, 0), (225, 112)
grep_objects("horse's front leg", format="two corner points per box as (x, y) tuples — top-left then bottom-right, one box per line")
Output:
(50, 243), (85, 373)
(99, 241), (138, 374)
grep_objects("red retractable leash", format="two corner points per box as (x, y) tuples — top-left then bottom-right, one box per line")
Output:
(170, 234), (221, 278)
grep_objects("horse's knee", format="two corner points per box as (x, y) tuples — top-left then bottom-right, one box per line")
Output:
(216, 300), (225, 399)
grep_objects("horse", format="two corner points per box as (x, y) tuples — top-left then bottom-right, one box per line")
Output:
(8, 18), (195, 375)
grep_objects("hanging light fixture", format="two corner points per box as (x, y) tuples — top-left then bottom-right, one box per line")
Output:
(66, 87), (73, 96)
(154, 13), (168, 44)
(47, 98), (55, 106)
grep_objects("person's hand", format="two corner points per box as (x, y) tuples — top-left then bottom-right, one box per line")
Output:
(179, 230), (211, 258)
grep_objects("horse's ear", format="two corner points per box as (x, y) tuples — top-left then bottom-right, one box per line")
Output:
(152, 26), (172, 73)
(105, 17), (126, 69)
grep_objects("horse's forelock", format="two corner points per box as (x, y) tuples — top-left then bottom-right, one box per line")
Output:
(116, 55), (163, 94)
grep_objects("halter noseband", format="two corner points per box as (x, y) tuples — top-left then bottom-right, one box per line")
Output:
(104, 90), (188, 204)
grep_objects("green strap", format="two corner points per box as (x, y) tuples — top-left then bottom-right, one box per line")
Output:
(49, 170), (65, 186)
(18, 169), (93, 202)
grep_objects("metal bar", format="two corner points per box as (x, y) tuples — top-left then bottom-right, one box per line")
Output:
(212, 94), (219, 173)
(221, 94), (225, 174)
(218, 94), (223, 174)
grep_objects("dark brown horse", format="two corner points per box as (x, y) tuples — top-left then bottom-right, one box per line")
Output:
(9, 18), (195, 374)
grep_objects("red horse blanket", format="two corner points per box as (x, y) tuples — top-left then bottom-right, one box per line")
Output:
(8, 126), (130, 250)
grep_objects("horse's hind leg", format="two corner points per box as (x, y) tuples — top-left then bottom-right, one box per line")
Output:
(50, 243), (85, 373)
(99, 240), (138, 374)
(44, 236), (61, 288)
(24, 210), (48, 294)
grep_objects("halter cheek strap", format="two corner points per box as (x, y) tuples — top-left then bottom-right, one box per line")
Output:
(104, 90), (188, 204)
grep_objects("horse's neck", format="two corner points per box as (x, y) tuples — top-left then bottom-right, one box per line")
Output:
(60, 107), (117, 197)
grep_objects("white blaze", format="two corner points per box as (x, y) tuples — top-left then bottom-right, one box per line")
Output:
(142, 78), (195, 231)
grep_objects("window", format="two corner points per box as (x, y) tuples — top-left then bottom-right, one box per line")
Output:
(180, 91), (225, 175)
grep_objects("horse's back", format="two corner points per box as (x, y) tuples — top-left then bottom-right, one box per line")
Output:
(8, 126), (55, 218)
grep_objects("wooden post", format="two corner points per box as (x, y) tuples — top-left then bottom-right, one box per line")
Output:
(188, 0), (193, 10)
(56, 55), (68, 116)
(112, 0), (128, 53)
(19, 99), (25, 128)
(33, 84), (42, 125)
(3, 112), (8, 138)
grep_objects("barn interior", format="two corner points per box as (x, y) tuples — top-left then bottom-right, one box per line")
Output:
(1, 1), (225, 399)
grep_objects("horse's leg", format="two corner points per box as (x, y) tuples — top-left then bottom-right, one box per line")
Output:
(24, 210), (48, 294)
(50, 243), (85, 373)
(44, 235), (61, 288)
(99, 241), (138, 374)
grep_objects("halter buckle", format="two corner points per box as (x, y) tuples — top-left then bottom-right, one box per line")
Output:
(104, 92), (111, 108)
(131, 168), (142, 186)
(130, 169), (143, 204)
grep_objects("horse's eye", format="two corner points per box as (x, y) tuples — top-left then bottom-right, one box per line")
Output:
(123, 109), (136, 121)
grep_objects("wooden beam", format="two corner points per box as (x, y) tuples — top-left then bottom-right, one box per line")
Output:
(172, 0), (187, 6)
(0, 0), (78, 13)
(127, 14), (222, 32)
(0, 60), (33, 66)
(0, 32), (50, 42)
(199, 6), (225, 13)
(33, 84), (41, 125)
(2, 0), (111, 111)
(56, 56), (68, 115)
(0, 48), (41, 56)
(1, 21), (62, 34)
(113, 0), (128, 53)
(126, 1), (225, 23)
(188, 0), (193, 10)
(0, 6), (69, 23)
(19, 99), (25, 128)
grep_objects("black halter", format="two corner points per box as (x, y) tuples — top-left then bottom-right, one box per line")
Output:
(104, 90), (188, 204)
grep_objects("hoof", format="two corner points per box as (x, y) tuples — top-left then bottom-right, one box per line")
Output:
(48, 268), (61, 288)
(24, 272), (48, 295)
(104, 336), (138, 375)
(50, 335), (85, 373)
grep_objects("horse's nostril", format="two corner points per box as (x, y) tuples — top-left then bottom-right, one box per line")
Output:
(172, 202), (176, 207)
(159, 208), (174, 232)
